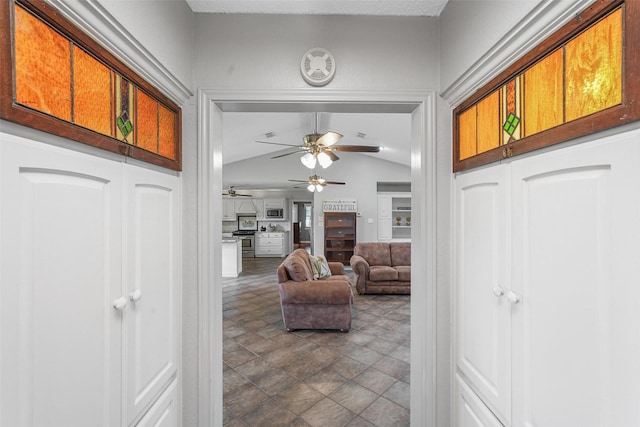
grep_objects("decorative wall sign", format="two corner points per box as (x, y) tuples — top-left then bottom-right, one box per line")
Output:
(323, 200), (357, 213)
(0, 0), (182, 170)
(453, 0), (639, 172)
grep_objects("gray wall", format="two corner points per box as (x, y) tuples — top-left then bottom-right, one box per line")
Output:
(193, 14), (440, 90)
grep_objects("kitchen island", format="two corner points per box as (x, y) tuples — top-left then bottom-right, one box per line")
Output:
(221, 238), (242, 277)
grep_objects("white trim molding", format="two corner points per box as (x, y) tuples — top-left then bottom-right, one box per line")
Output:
(196, 88), (438, 427)
(440, 0), (593, 107)
(49, 0), (193, 105)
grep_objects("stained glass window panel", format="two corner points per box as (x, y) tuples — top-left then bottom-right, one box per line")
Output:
(501, 76), (523, 143)
(524, 49), (563, 136)
(458, 107), (477, 161)
(477, 91), (500, 154)
(158, 105), (176, 160)
(73, 46), (112, 136)
(14, 4), (71, 121)
(136, 90), (159, 153)
(114, 74), (136, 144)
(565, 9), (622, 122)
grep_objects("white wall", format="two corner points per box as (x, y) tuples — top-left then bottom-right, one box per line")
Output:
(224, 151), (411, 246)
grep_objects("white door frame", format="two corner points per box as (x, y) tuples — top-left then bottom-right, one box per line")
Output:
(196, 89), (438, 427)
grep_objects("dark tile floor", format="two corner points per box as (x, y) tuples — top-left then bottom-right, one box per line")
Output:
(223, 257), (411, 427)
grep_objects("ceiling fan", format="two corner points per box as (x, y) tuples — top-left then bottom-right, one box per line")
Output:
(222, 186), (251, 197)
(257, 113), (381, 169)
(289, 174), (345, 193)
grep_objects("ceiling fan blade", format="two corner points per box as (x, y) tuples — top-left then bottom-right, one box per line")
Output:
(316, 131), (343, 147)
(324, 181), (346, 185)
(256, 140), (303, 148)
(271, 150), (305, 159)
(325, 151), (340, 161)
(288, 179), (309, 183)
(331, 145), (381, 153)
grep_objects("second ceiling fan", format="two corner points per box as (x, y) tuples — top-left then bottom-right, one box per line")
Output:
(257, 113), (381, 168)
(289, 174), (345, 193)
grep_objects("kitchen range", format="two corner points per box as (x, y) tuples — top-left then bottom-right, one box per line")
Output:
(234, 215), (258, 257)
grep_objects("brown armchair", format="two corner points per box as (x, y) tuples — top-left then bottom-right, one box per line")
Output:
(276, 249), (354, 332)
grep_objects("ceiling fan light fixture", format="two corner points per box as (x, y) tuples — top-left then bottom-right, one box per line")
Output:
(315, 184), (324, 192)
(307, 183), (315, 192)
(317, 152), (333, 168)
(301, 152), (317, 168)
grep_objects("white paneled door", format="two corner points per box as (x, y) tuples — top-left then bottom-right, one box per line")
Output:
(1, 135), (123, 427)
(455, 164), (511, 425)
(510, 135), (640, 427)
(124, 165), (180, 426)
(1, 134), (181, 427)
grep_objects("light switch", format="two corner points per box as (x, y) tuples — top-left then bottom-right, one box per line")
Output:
(367, 218), (373, 224)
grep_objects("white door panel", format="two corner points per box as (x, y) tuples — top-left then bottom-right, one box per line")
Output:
(455, 165), (511, 424)
(1, 136), (122, 427)
(455, 375), (504, 427)
(135, 380), (179, 427)
(124, 165), (180, 425)
(511, 135), (640, 427)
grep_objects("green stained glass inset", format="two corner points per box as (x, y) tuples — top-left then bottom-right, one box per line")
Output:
(503, 112), (520, 136)
(117, 111), (133, 140)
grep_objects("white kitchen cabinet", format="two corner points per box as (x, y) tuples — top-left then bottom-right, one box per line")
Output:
(222, 198), (236, 220)
(263, 198), (285, 210)
(254, 198), (265, 220)
(377, 193), (411, 241)
(454, 131), (640, 427)
(255, 232), (286, 257)
(0, 134), (180, 427)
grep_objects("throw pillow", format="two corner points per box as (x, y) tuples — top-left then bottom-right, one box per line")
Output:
(310, 254), (332, 279)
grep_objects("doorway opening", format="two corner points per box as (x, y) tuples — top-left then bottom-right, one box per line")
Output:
(293, 201), (312, 252)
(197, 91), (437, 426)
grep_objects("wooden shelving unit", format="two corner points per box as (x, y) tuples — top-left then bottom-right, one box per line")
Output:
(324, 212), (356, 264)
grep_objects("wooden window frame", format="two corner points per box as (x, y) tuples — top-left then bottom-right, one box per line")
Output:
(453, 0), (640, 173)
(0, 0), (182, 171)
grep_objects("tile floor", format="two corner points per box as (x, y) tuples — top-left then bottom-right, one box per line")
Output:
(223, 257), (411, 427)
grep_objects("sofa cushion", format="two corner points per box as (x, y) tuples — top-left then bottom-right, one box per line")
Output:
(396, 266), (411, 282)
(310, 255), (332, 279)
(369, 265), (399, 282)
(390, 242), (411, 266)
(354, 242), (391, 266)
(283, 255), (313, 282)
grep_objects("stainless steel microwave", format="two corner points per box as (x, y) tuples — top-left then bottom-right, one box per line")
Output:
(266, 208), (283, 218)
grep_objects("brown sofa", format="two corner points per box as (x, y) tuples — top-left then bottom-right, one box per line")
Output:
(350, 242), (411, 295)
(276, 249), (354, 332)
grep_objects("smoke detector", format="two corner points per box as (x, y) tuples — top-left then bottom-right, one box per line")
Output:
(300, 47), (336, 87)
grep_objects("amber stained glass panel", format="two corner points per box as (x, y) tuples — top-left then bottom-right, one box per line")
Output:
(476, 91), (500, 154)
(73, 46), (112, 136)
(458, 107), (477, 161)
(14, 4), (71, 120)
(565, 9), (622, 122)
(158, 105), (176, 160)
(524, 49), (564, 137)
(136, 89), (159, 153)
